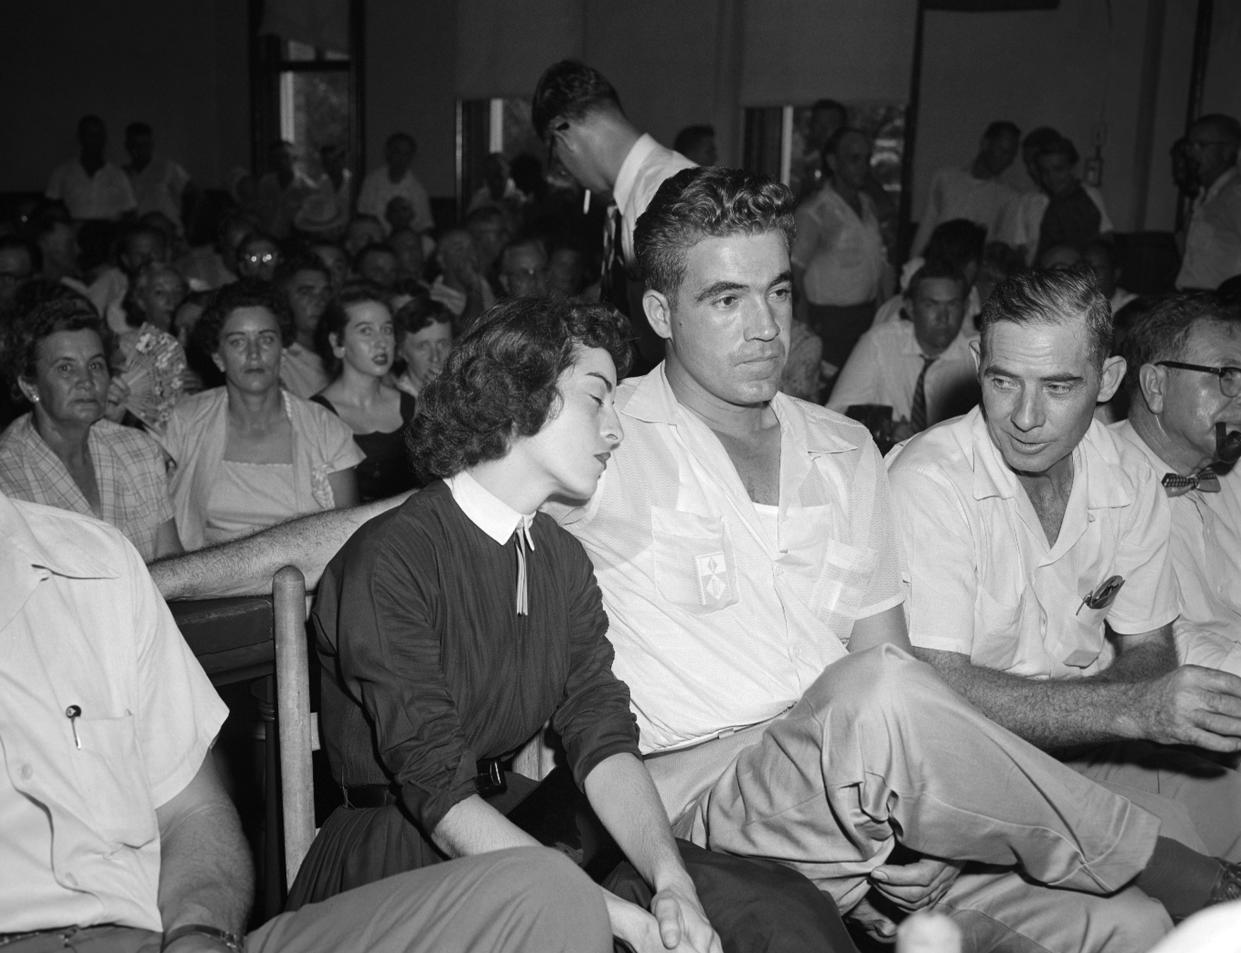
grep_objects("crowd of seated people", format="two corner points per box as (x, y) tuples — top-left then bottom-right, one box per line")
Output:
(4, 78), (1241, 953)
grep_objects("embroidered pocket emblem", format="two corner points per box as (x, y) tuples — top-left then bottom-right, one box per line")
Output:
(695, 552), (732, 607)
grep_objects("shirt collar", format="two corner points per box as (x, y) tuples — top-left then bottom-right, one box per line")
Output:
(1202, 165), (1239, 204)
(621, 363), (858, 454)
(0, 490), (119, 580)
(895, 321), (974, 360)
(969, 408), (1132, 509)
(445, 470), (535, 545)
(613, 133), (659, 212)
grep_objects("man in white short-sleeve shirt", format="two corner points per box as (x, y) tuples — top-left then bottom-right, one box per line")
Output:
(550, 167), (1241, 952)
(1113, 291), (1241, 676)
(1177, 114), (1241, 291)
(888, 264), (1241, 865)
(45, 115), (136, 222)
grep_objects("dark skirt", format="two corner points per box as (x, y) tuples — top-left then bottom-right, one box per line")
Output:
(286, 773), (538, 909)
(285, 770), (858, 953)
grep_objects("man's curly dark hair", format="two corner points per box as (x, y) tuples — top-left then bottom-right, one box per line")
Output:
(406, 297), (631, 481)
(191, 279), (295, 358)
(635, 167), (796, 300)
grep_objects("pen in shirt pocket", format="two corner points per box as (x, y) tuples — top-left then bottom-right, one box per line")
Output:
(66, 704), (82, 749)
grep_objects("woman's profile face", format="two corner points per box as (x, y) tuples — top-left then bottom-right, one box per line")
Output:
(400, 320), (452, 389)
(514, 345), (623, 502)
(335, 300), (395, 379)
(26, 328), (109, 427)
(214, 306), (283, 395)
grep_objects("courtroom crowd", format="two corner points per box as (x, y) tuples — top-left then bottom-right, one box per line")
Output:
(4, 57), (1241, 953)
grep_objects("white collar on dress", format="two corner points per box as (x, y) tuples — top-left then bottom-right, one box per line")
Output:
(446, 470), (536, 544)
(446, 470), (537, 614)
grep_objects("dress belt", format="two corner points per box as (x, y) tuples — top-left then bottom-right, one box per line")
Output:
(342, 757), (508, 809)
(341, 783), (397, 808)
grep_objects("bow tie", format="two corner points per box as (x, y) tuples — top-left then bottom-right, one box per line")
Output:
(1162, 468), (1221, 497)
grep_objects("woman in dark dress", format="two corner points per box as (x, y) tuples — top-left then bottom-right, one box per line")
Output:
(290, 298), (856, 953)
(311, 282), (418, 501)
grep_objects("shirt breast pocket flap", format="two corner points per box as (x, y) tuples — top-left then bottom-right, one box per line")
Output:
(650, 507), (738, 614)
(810, 538), (878, 625)
(74, 713), (158, 847)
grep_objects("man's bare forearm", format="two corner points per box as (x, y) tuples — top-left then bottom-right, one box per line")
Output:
(157, 756), (253, 936)
(150, 492), (411, 600)
(912, 645), (1170, 750)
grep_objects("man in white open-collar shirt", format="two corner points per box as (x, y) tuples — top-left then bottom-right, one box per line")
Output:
(888, 264), (1241, 930)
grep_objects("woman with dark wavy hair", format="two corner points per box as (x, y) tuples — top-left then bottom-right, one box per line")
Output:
(160, 279), (361, 550)
(290, 296), (729, 952)
(311, 281), (418, 502)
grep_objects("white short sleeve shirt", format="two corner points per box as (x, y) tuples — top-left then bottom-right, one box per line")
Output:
(551, 366), (904, 752)
(0, 494), (227, 932)
(887, 408), (1179, 679)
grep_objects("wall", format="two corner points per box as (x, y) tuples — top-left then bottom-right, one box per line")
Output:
(916, 0), (1150, 232)
(365, 1), (459, 200)
(0, 1), (249, 193)
(3, 0), (1239, 237)
(914, 0), (1241, 235)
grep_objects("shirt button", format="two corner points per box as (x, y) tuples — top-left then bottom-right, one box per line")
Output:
(20, 764), (33, 780)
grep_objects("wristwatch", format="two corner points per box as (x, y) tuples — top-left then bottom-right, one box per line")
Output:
(161, 924), (246, 953)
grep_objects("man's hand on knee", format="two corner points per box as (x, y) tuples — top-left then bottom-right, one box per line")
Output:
(869, 855), (962, 912)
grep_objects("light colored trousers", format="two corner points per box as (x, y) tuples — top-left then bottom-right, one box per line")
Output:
(653, 646), (1174, 953)
(4, 849), (610, 953)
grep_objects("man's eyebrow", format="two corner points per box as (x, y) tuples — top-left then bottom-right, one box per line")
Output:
(983, 363), (1084, 384)
(694, 280), (748, 303)
(769, 270), (793, 289)
(585, 371), (615, 392)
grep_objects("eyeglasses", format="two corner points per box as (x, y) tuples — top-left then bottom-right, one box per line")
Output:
(545, 120), (570, 165)
(1157, 360), (1241, 398)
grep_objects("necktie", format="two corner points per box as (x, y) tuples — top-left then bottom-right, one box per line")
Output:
(600, 204), (623, 302)
(513, 518), (536, 615)
(910, 355), (936, 432)
(1162, 467), (1221, 497)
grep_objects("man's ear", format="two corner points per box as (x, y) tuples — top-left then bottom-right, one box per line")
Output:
(1097, 354), (1126, 403)
(1137, 362), (1167, 415)
(969, 338), (981, 374)
(643, 289), (673, 341)
(212, 353), (226, 373)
